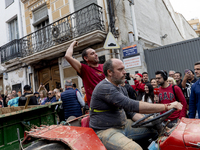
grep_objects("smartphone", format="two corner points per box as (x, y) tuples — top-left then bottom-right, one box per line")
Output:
(135, 71), (139, 74)
(125, 73), (130, 80)
(184, 69), (190, 74)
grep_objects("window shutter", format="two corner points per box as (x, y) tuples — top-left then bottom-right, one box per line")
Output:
(33, 6), (48, 24)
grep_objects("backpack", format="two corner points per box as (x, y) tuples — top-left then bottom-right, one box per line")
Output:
(172, 85), (179, 102)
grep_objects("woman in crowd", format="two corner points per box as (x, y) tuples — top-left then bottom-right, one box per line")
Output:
(38, 90), (47, 105)
(150, 78), (158, 89)
(131, 73), (145, 101)
(142, 83), (154, 103)
(167, 77), (177, 85)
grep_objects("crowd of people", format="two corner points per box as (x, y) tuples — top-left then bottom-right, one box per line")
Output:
(121, 67), (200, 122)
(0, 40), (199, 150)
(0, 81), (88, 123)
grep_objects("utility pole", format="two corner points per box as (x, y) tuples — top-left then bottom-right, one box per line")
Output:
(128, 0), (138, 41)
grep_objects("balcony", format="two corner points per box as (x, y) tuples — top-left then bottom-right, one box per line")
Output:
(0, 3), (105, 65)
(0, 39), (21, 63)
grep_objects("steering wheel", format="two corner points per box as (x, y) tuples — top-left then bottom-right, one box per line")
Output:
(132, 108), (176, 128)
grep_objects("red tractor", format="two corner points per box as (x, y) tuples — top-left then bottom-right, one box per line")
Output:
(22, 109), (200, 150)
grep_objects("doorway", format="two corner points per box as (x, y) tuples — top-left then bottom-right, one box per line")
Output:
(38, 65), (61, 91)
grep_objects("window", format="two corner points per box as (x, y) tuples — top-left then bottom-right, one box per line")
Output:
(193, 24), (197, 30)
(8, 18), (19, 41)
(7, 18), (19, 57)
(33, 5), (49, 27)
(12, 83), (22, 94)
(5, 0), (14, 8)
(32, 5), (49, 51)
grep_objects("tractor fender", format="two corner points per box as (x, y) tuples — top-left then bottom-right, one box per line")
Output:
(23, 125), (106, 150)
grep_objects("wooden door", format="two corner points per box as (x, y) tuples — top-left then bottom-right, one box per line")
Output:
(39, 65), (60, 91)
(51, 66), (61, 90)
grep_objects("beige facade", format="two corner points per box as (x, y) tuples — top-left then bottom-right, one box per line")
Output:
(22, 0), (70, 34)
(188, 19), (200, 36)
(17, 0), (108, 91)
(51, 0), (70, 21)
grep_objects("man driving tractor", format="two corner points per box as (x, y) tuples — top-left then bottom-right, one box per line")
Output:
(89, 58), (183, 150)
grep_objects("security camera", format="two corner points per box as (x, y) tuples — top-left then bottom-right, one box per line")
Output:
(161, 34), (168, 39)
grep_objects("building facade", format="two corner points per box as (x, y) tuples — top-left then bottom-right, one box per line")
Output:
(188, 18), (200, 36)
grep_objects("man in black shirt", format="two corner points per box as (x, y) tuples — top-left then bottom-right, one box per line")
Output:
(18, 85), (38, 106)
(174, 72), (182, 89)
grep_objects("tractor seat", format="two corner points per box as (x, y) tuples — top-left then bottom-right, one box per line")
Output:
(81, 115), (90, 127)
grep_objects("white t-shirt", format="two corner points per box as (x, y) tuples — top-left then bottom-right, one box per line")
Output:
(142, 95), (153, 103)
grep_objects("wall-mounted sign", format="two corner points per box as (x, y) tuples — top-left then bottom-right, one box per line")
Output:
(123, 55), (141, 69)
(123, 44), (137, 57)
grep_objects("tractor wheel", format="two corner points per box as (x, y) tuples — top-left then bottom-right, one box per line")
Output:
(24, 140), (71, 150)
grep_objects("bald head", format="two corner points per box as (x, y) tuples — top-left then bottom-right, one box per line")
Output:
(103, 58), (126, 86)
(112, 58), (123, 67)
(103, 58), (124, 77)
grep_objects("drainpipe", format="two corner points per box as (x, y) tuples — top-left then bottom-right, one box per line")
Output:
(18, 0), (24, 37)
(129, 0), (138, 41)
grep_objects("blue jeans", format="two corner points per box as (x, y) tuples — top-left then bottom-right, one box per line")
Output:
(96, 119), (157, 150)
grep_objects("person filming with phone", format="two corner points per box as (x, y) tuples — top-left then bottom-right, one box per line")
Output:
(182, 69), (197, 109)
(130, 73), (145, 101)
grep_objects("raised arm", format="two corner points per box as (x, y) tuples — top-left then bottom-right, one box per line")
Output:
(182, 72), (190, 89)
(37, 85), (42, 92)
(64, 41), (82, 74)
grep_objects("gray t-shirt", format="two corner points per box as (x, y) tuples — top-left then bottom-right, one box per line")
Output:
(89, 79), (139, 130)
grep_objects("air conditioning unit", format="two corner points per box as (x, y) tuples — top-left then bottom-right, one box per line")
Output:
(52, 26), (73, 43)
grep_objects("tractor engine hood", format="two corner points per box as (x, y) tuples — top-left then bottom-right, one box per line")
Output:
(183, 118), (200, 148)
(159, 117), (200, 150)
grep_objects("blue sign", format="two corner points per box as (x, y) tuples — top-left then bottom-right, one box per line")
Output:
(123, 45), (138, 57)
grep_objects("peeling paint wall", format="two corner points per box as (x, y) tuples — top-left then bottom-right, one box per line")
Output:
(114, 0), (197, 47)
(3, 68), (27, 94)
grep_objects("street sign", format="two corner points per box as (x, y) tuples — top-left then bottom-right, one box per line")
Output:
(123, 55), (141, 69)
(103, 32), (120, 49)
(123, 44), (137, 57)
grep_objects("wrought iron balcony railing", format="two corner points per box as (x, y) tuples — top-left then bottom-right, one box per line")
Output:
(0, 3), (105, 63)
(0, 39), (21, 63)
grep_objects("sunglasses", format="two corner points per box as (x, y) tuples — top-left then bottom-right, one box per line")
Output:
(48, 93), (52, 95)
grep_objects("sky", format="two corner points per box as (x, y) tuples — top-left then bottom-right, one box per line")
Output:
(169, 0), (200, 21)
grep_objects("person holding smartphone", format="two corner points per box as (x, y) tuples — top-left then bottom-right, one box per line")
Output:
(130, 73), (145, 101)
(182, 69), (197, 108)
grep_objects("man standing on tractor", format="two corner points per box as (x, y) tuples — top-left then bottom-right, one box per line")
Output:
(89, 58), (183, 150)
(65, 41), (105, 107)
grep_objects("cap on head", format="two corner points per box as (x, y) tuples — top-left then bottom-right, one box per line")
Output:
(136, 73), (143, 78)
